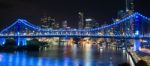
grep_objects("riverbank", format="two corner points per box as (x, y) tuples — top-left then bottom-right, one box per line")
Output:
(127, 48), (150, 66)
(137, 48), (150, 65)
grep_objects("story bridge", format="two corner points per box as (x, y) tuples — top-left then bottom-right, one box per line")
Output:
(0, 12), (150, 51)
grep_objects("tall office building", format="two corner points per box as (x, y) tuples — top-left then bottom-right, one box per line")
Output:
(116, 0), (134, 20)
(85, 18), (92, 29)
(114, 0), (134, 35)
(41, 16), (51, 28)
(124, 0), (134, 30)
(62, 20), (68, 29)
(51, 21), (60, 29)
(116, 0), (134, 19)
(125, 0), (134, 34)
(115, 0), (134, 19)
(125, 0), (134, 13)
(40, 15), (59, 29)
(85, 18), (99, 28)
(55, 23), (60, 29)
(78, 12), (84, 29)
(117, 10), (127, 19)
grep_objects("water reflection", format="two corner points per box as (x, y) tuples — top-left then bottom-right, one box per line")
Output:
(0, 44), (127, 66)
(84, 44), (92, 66)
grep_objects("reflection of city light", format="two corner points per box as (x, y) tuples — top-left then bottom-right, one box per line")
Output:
(54, 60), (58, 66)
(123, 49), (126, 54)
(73, 44), (77, 57)
(74, 59), (79, 66)
(84, 44), (92, 66)
(38, 58), (42, 66)
(67, 38), (74, 45)
(64, 57), (69, 66)
(85, 44), (91, 48)
(100, 48), (103, 53)
(22, 54), (26, 66)
(46, 60), (50, 66)
(29, 58), (34, 66)
(109, 61), (113, 66)
(8, 54), (13, 66)
(0, 55), (3, 62)
(16, 52), (20, 66)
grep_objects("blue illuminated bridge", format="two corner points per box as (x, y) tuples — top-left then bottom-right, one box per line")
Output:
(0, 12), (150, 51)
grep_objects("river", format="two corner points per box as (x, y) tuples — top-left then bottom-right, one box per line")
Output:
(0, 44), (127, 66)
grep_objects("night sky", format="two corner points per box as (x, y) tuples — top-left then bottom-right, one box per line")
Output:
(0, 0), (150, 28)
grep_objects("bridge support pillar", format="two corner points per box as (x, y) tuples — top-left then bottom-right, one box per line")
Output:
(0, 38), (6, 45)
(16, 37), (21, 46)
(16, 38), (27, 46)
(22, 38), (27, 46)
(133, 14), (141, 51)
(134, 39), (141, 51)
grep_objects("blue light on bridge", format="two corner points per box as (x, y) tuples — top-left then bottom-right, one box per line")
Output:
(2, 38), (6, 45)
(135, 15), (139, 19)
(135, 30), (139, 36)
(17, 37), (21, 46)
(0, 38), (6, 45)
(22, 38), (27, 46)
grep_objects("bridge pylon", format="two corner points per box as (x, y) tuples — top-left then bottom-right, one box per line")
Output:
(15, 21), (27, 46)
(133, 14), (141, 51)
(16, 38), (27, 46)
(16, 37), (21, 46)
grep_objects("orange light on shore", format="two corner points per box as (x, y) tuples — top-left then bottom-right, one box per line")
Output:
(67, 38), (74, 45)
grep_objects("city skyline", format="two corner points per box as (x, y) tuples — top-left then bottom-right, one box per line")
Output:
(0, 0), (150, 29)
(0, 0), (149, 66)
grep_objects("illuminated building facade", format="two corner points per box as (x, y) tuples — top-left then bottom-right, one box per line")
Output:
(78, 12), (84, 29)
(85, 18), (99, 29)
(40, 16), (59, 29)
(62, 20), (68, 29)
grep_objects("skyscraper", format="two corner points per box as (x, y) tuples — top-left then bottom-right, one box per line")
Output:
(62, 20), (68, 29)
(114, 0), (135, 35)
(78, 12), (84, 29)
(55, 23), (60, 29)
(51, 20), (60, 29)
(116, 0), (134, 19)
(40, 15), (59, 29)
(85, 18), (92, 29)
(85, 18), (99, 28)
(40, 16), (51, 28)
(125, 0), (134, 14)
(125, 0), (134, 34)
